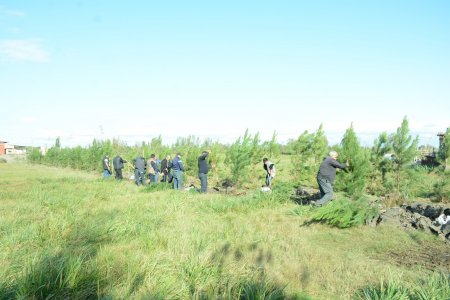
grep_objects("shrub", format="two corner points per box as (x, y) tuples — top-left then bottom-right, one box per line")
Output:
(413, 272), (450, 300)
(357, 273), (450, 300)
(358, 278), (410, 300)
(310, 197), (379, 228)
(433, 173), (450, 202)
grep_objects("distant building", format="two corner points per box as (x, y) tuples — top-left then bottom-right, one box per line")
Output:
(0, 141), (6, 155)
(0, 141), (28, 155)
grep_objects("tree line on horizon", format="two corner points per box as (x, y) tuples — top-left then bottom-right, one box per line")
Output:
(27, 117), (450, 201)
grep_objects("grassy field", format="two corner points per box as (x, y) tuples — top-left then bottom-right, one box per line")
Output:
(0, 163), (448, 299)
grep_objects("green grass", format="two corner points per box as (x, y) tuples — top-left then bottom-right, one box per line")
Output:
(0, 163), (448, 299)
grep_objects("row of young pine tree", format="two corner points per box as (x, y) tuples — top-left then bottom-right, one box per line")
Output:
(27, 117), (450, 200)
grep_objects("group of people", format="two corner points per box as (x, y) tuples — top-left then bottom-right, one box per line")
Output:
(102, 151), (213, 193)
(103, 149), (350, 205)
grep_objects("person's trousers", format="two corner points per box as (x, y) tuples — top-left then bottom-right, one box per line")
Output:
(162, 173), (172, 183)
(135, 169), (146, 186)
(149, 173), (159, 183)
(265, 174), (273, 187)
(103, 169), (111, 177)
(316, 176), (333, 205)
(173, 170), (183, 190)
(115, 168), (123, 180)
(199, 172), (208, 193)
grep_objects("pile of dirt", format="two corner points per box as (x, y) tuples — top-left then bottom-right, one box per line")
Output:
(375, 202), (450, 243)
(293, 187), (321, 205)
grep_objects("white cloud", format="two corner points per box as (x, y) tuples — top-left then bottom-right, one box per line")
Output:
(0, 39), (49, 62)
(0, 6), (25, 17)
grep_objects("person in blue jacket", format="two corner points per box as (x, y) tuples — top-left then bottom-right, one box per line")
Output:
(170, 153), (185, 190)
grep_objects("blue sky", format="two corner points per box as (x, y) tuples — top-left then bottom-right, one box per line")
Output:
(1, 1), (449, 147)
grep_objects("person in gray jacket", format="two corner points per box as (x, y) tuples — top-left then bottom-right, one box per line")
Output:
(133, 156), (146, 186)
(314, 151), (348, 206)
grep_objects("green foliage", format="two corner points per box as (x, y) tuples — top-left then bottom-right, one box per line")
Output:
(290, 125), (329, 187)
(358, 278), (411, 300)
(413, 272), (450, 300)
(310, 197), (379, 228)
(438, 128), (450, 169)
(227, 129), (262, 186)
(311, 124), (329, 166)
(255, 181), (295, 204)
(357, 273), (450, 300)
(3, 254), (102, 300)
(335, 124), (371, 198)
(290, 130), (314, 186)
(390, 117), (419, 196)
(368, 132), (394, 195)
(262, 131), (281, 159)
(27, 148), (42, 163)
(433, 172), (450, 202)
(54, 136), (61, 149)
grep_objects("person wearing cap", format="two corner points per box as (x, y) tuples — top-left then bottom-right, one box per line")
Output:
(170, 153), (185, 190)
(102, 155), (112, 177)
(198, 150), (211, 193)
(314, 150), (348, 207)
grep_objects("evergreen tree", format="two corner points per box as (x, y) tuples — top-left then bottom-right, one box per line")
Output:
(262, 131), (281, 159)
(335, 124), (370, 198)
(227, 129), (261, 185)
(439, 128), (450, 171)
(390, 117), (419, 196)
(369, 132), (394, 195)
(311, 124), (329, 167)
(54, 136), (61, 149)
(290, 130), (313, 186)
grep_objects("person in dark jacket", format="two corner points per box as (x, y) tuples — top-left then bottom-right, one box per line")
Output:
(133, 156), (147, 186)
(148, 154), (160, 183)
(170, 153), (185, 190)
(102, 155), (112, 177)
(113, 154), (127, 180)
(315, 151), (348, 206)
(160, 155), (172, 183)
(198, 150), (211, 193)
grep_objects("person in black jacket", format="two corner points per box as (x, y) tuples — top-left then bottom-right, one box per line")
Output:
(315, 151), (348, 206)
(133, 156), (146, 186)
(160, 155), (172, 183)
(198, 150), (211, 193)
(113, 154), (127, 180)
